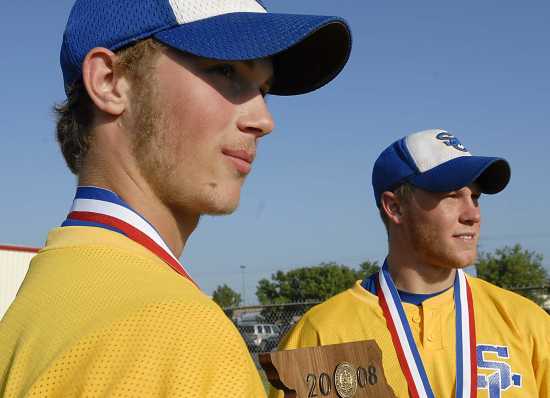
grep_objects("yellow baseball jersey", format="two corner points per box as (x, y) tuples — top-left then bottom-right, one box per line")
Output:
(270, 278), (550, 398)
(0, 227), (266, 397)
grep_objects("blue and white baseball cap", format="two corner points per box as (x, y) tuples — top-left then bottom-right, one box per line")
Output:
(60, 0), (352, 96)
(372, 129), (511, 207)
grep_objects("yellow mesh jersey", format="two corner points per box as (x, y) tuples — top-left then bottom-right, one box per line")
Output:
(269, 278), (550, 398)
(0, 227), (266, 398)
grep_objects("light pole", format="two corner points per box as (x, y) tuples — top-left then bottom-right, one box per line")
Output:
(240, 265), (246, 306)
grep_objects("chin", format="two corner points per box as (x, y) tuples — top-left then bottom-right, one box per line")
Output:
(204, 203), (239, 216)
(445, 250), (477, 269)
(200, 190), (241, 216)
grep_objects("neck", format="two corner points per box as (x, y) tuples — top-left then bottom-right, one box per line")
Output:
(386, 250), (456, 294)
(78, 131), (198, 258)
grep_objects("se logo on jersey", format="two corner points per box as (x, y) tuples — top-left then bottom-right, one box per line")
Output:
(477, 345), (522, 398)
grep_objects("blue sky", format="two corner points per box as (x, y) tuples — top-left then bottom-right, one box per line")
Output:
(1, 1), (549, 303)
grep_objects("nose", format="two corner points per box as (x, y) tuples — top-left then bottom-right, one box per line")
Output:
(237, 94), (275, 138)
(459, 198), (481, 226)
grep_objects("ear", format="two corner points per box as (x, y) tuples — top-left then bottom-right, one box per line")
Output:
(381, 191), (404, 226)
(81, 47), (129, 117)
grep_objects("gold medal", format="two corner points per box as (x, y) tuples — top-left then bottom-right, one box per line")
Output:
(334, 362), (358, 398)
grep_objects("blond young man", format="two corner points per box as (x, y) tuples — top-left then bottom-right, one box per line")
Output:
(0, 1), (351, 396)
(271, 130), (550, 398)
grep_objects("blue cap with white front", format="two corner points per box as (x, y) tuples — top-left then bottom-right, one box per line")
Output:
(60, 0), (352, 96)
(372, 129), (511, 207)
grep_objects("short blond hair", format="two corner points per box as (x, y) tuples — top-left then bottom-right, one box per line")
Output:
(54, 39), (165, 174)
(379, 182), (416, 232)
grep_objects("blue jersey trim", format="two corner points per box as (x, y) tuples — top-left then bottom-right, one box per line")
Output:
(361, 266), (451, 305)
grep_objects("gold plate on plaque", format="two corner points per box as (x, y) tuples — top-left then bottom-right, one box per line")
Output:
(334, 362), (358, 398)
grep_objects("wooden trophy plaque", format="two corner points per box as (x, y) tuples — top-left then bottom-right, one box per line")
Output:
(259, 340), (396, 398)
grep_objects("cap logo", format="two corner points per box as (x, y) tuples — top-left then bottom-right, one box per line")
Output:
(436, 132), (468, 152)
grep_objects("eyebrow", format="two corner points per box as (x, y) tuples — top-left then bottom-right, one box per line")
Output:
(243, 60), (256, 70)
(243, 59), (269, 70)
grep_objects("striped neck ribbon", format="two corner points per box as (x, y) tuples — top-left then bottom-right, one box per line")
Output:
(62, 186), (197, 287)
(375, 261), (477, 398)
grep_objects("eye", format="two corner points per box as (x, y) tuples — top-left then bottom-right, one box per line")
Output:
(444, 192), (459, 199)
(210, 63), (236, 79)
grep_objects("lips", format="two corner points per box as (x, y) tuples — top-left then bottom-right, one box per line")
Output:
(453, 233), (477, 241)
(222, 149), (255, 174)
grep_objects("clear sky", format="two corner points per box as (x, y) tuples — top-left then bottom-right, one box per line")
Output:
(1, 1), (549, 304)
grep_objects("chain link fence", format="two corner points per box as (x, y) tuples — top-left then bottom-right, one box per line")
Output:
(225, 301), (320, 368)
(224, 285), (550, 371)
(508, 285), (550, 310)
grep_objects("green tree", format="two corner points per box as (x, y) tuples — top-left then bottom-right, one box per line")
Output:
(256, 261), (379, 305)
(212, 284), (241, 308)
(476, 244), (549, 304)
(357, 260), (380, 280)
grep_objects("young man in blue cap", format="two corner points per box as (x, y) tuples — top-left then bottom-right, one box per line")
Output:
(271, 129), (549, 398)
(0, 1), (351, 396)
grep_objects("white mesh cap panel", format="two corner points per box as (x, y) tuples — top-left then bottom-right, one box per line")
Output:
(168, 0), (266, 24)
(405, 129), (472, 172)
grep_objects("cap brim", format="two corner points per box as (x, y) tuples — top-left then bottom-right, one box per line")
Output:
(153, 12), (351, 95)
(409, 156), (511, 194)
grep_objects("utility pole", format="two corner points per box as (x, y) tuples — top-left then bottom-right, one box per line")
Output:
(240, 265), (246, 306)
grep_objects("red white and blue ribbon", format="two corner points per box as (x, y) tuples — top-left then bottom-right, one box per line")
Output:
(376, 262), (477, 398)
(62, 186), (197, 287)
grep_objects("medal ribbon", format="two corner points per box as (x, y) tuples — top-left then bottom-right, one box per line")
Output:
(376, 262), (476, 398)
(62, 186), (198, 288)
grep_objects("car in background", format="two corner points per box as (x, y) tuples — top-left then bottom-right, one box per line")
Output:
(237, 322), (281, 352)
